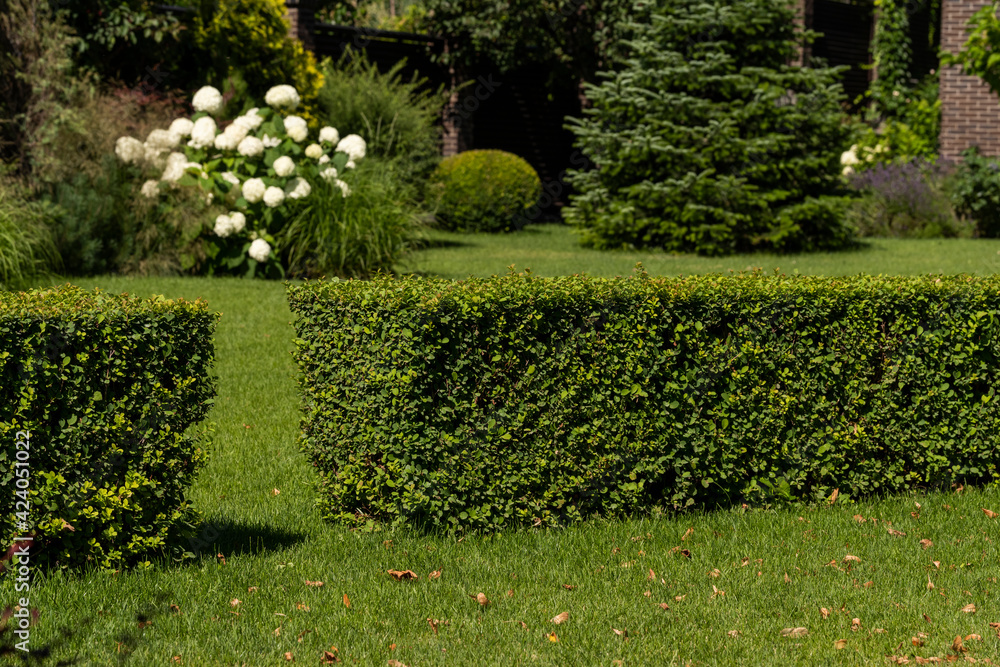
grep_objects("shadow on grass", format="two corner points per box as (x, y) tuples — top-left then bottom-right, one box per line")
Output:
(163, 518), (308, 570)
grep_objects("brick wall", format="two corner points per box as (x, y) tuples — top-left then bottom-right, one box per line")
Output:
(940, 0), (1000, 159)
(285, 0), (316, 53)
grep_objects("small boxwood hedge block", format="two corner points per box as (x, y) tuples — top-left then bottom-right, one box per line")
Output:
(0, 285), (218, 571)
(288, 273), (1000, 533)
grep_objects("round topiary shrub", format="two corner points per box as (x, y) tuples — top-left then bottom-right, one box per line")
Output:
(428, 150), (541, 232)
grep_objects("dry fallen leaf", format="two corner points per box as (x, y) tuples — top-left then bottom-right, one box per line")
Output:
(305, 580), (323, 587)
(388, 661), (409, 667)
(169, 604), (180, 613)
(961, 603), (977, 614)
(658, 603), (670, 611)
(475, 593), (489, 607)
(784, 572), (791, 583)
(387, 570), (418, 581)
(820, 607), (830, 619)
(138, 620), (152, 629)
(429, 570), (441, 580)
(612, 628), (628, 638)
(320, 649), (340, 664)
(428, 618), (440, 635)
(551, 612), (569, 625)
(932, 561), (941, 569)
(864, 581), (874, 589)
(874, 628), (887, 634)
(507, 589), (514, 598)
(990, 622), (1000, 629)
(923, 613), (932, 624)
(709, 569), (721, 578)
(927, 579), (935, 590)
(274, 627), (281, 637)
(851, 618), (861, 632)
(216, 553), (226, 565)
(681, 528), (694, 541)
(853, 514), (866, 523)
(271, 488), (280, 496)
(727, 629), (741, 638)
(229, 599), (240, 607)
(679, 549), (691, 558)
(829, 488), (839, 504)
(643, 590), (651, 598)
(953, 635), (966, 653)
(296, 603), (310, 612)
(710, 585), (724, 599)
(919, 539), (933, 550)
(965, 634), (982, 641)
(648, 568), (656, 581)
(519, 621), (528, 630)
(675, 595), (686, 602)
(834, 638), (847, 650)
(780, 627), (808, 638)
(343, 593), (350, 608)
(296, 629), (312, 643)
(548, 632), (558, 643)
(912, 636), (924, 647)
(562, 585), (576, 591)
(844, 555), (861, 563)
(888, 528), (906, 537)
(283, 652), (293, 662)
(982, 508), (997, 518)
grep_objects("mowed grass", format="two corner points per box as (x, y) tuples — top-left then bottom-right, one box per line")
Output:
(396, 223), (1000, 279)
(1, 267), (998, 665)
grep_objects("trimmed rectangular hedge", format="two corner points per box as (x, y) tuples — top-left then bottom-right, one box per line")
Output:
(0, 285), (218, 571)
(288, 273), (1000, 533)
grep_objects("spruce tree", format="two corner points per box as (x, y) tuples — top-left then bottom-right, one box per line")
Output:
(563, 0), (855, 255)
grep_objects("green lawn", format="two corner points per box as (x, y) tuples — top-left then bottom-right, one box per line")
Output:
(3, 249), (1000, 664)
(396, 224), (1000, 279)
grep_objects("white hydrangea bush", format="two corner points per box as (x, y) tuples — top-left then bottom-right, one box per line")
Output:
(112, 84), (366, 277)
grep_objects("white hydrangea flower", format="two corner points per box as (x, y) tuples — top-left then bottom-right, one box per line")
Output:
(285, 177), (311, 200)
(192, 85), (224, 115)
(334, 178), (350, 197)
(248, 238), (272, 262)
(335, 134), (366, 161)
(146, 129), (181, 150)
(319, 126), (339, 144)
(283, 116), (308, 143)
(215, 122), (249, 151)
(161, 152), (196, 182)
(242, 177), (266, 203)
(261, 134), (282, 148)
(345, 160), (356, 170)
(188, 116), (217, 149)
(115, 136), (144, 164)
(237, 136), (264, 158)
(264, 85), (300, 110)
(305, 143), (323, 159)
(221, 171), (240, 187)
(169, 117), (194, 137)
(140, 180), (160, 198)
(320, 167), (338, 181)
(318, 154), (330, 165)
(840, 145), (860, 167)
(842, 165), (855, 177)
(232, 108), (264, 132)
(263, 185), (285, 207)
(143, 143), (169, 169)
(214, 214), (234, 237)
(229, 211), (246, 234)
(214, 132), (238, 151)
(205, 192), (214, 204)
(273, 155), (295, 177)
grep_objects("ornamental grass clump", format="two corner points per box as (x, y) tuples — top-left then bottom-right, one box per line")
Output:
(114, 84), (367, 278)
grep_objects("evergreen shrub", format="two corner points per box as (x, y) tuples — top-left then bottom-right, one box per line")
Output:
(289, 273), (1000, 533)
(428, 150), (541, 232)
(0, 285), (218, 571)
(564, 0), (854, 255)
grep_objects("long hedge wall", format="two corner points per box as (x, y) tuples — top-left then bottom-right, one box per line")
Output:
(288, 273), (1000, 533)
(0, 285), (218, 571)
